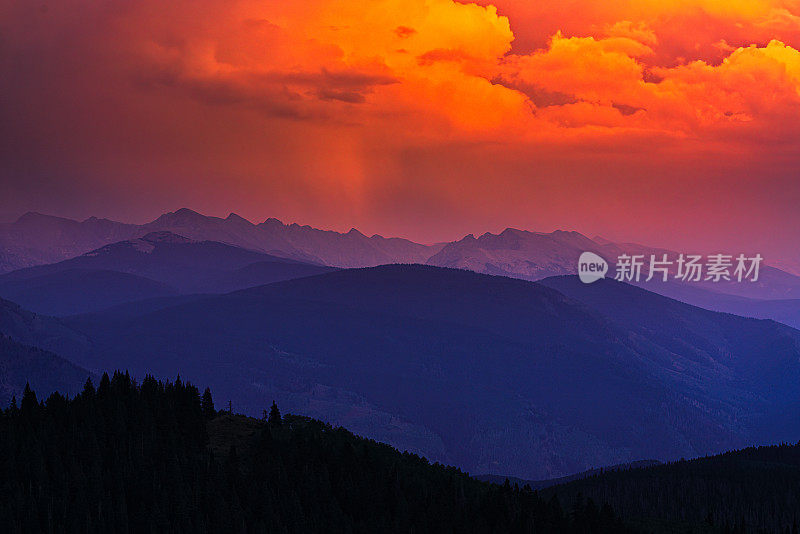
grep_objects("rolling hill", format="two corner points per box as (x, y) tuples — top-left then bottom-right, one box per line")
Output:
(0, 334), (91, 407)
(61, 264), (800, 480)
(0, 376), (625, 533)
(0, 232), (337, 315)
(629, 279), (800, 330)
(0, 269), (179, 317)
(541, 441), (800, 532)
(0, 297), (92, 360)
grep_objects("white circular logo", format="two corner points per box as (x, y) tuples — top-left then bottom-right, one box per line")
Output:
(578, 252), (608, 284)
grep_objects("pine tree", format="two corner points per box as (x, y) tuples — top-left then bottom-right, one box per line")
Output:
(268, 401), (281, 426)
(201, 388), (215, 419)
(98, 373), (111, 397)
(0, 374), (630, 533)
(82, 377), (95, 398)
(20, 382), (38, 415)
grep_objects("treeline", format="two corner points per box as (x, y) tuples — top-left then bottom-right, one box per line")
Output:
(0, 373), (628, 533)
(0, 333), (87, 408)
(542, 444), (800, 533)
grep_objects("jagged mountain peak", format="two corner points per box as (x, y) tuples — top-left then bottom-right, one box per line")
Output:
(151, 208), (210, 226)
(225, 213), (252, 225)
(259, 217), (284, 227)
(347, 227), (365, 237)
(173, 207), (202, 216)
(498, 227), (526, 236)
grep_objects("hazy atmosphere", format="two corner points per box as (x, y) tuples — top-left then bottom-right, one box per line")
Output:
(3, 0), (800, 270)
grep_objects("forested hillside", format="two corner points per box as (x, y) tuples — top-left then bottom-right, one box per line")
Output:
(0, 334), (89, 407)
(542, 445), (800, 533)
(0, 374), (625, 533)
(65, 265), (800, 480)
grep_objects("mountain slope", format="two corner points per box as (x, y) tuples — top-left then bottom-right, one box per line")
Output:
(0, 376), (625, 533)
(0, 231), (307, 288)
(631, 279), (800, 330)
(3, 209), (797, 306)
(538, 275), (800, 442)
(426, 228), (664, 280)
(476, 460), (662, 490)
(427, 228), (800, 302)
(0, 334), (91, 407)
(0, 209), (439, 274)
(0, 212), (136, 273)
(144, 209), (439, 267)
(0, 297), (92, 361)
(542, 441), (800, 532)
(65, 264), (800, 479)
(0, 269), (179, 316)
(0, 232), (337, 314)
(538, 275), (800, 404)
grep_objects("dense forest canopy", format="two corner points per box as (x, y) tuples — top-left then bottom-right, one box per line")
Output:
(0, 373), (626, 533)
(4, 371), (798, 533)
(543, 444), (800, 533)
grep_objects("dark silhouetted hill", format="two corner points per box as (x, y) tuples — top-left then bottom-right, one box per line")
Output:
(0, 334), (91, 407)
(0, 376), (627, 533)
(63, 264), (800, 480)
(0, 232), (337, 315)
(542, 442), (800, 533)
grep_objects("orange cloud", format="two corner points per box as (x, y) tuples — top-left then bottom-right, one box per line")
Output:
(3, 0), (800, 268)
(45, 0), (787, 146)
(497, 32), (800, 140)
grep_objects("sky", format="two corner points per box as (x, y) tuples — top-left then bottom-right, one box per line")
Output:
(1, 0), (799, 269)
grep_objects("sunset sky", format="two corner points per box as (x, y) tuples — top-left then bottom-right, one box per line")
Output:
(1, 0), (799, 269)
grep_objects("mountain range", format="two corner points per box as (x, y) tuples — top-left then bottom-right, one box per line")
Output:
(0, 231), (336, 315)
(4, 208), (800, 302)
(427, 227), (800, 300)
(1, 209), (800, 482)
(0, 209), (437, 273)
(0, 334), (90, 408)
(1, 264), (787, 480)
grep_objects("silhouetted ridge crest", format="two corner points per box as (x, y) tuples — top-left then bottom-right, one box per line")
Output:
(0, 377), (628, 533)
